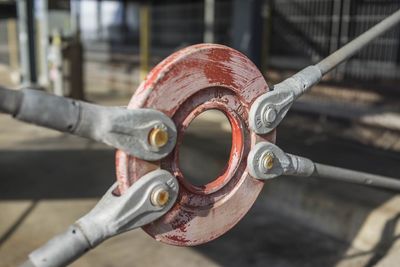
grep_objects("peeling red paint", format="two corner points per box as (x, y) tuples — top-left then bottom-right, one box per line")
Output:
(115, 44), (276, 246)
(164, 234), (191, 244)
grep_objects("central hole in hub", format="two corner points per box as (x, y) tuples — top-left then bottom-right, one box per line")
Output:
(179, 110), (232, 187)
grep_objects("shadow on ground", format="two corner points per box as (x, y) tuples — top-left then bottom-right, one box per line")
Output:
(1, 114), (400, 266)
(0, 150), (115, 200)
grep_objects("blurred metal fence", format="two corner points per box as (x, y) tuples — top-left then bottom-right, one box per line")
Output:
(269, 0), (400, 82)
(80, 0), (399, 84)
(151, 0), (231, 58)
(151, 2), (204, 58)
(2, 0), (398, 86)
(80, 0), (232, 60)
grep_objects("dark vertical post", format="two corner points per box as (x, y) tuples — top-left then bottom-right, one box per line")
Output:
(69, 0), (84, 100)
(261, 0), (272, 74)
(231, 0), (263, 68)
(26, 0), (37, 84)
(67, 40), (84, 100)
(17, 0), (37, 85)
(140, 3), (151, 80)
(122, 0), (128, 44)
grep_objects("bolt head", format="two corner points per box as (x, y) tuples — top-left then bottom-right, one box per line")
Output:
(264, 107), (277, 125)
(261, 152), (274, 172)
(149, 126), (169, 149)
(151, 187), (170, 207)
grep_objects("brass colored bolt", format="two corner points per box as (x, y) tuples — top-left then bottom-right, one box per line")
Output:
(151, 187), (170, 207)
(262, 152), (274, 171)
(149, 127), (169, 149)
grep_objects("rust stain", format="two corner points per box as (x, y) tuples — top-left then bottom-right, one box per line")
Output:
(164, 234), (191, 245)
(115, 44), (276, 246)
(203, 48), (235, 86)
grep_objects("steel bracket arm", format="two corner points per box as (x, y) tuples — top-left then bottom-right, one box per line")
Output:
(0, 86), (177, 160)
(249, 9), (400, 134)
(21, 169), (179, 267)
(247, 142), (400, 192)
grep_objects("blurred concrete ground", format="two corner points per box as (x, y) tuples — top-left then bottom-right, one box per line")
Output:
(1, 91), (400, 267)
(2, 59), (400, 266)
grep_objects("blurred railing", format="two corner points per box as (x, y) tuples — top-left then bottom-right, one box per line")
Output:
(269, 0), (400, 83)
(1, 0), (399, 88)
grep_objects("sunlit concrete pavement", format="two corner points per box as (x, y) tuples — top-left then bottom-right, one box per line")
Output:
(1, 96), (400, 267)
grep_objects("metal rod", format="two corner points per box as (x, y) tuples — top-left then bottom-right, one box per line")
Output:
(317, 9), (400, 75)
(285, 151), (400, 191)
(285, 9), (400, 191)
(0, 86), (22, 114)
(0, 86), (177, 160)
(251, 9), (400, 135)
(249, 142), (400, 191)
(275, 9), (400, 100)
(22, 170), (178, 267)
(312, 163), (400, 191)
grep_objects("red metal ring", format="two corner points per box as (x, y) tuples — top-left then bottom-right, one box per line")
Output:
(116, 44), (275, 246)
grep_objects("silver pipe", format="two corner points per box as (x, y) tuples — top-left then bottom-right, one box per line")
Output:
(0, 86), (22, 114)
(317, 9), (400, 75)
(285, 152), (400, 191)
(311, 163), (400, 191)
(250, 9), (400, 135)
(0, 86), (177, 160)
(247, 142), (400, 191)
(274, 9), (400, 100)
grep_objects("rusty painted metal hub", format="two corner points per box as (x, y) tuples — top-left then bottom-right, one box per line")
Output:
(116, 44), (275, 246)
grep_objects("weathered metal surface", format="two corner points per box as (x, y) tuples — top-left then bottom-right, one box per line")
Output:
(27, 170), (179, 267)
(247, 141), (315, 180)
(0, 87), (177, 160)
(116, 44), (275, 246)
(317, 9), (400, 75)
(250, 9), (400, 135)
(248, 141), (400, 191)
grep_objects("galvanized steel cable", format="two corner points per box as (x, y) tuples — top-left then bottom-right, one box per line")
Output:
(317, 9), (400, 75)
